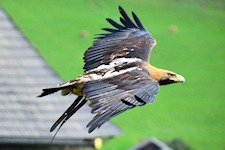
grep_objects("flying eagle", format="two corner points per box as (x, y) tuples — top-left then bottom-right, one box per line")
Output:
(38, 6), (185, 134)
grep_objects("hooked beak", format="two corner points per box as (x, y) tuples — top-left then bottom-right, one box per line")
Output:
(170, 74), (185, 84)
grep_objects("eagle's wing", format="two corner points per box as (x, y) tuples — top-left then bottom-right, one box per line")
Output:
(83, 69), (159, 133)
(83, 6), (156, 72)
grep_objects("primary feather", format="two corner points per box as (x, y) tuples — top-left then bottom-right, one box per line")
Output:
(83, 6), (156, 71)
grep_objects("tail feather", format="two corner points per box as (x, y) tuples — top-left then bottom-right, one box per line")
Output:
(37, 87), (62, 97)
(37, 80), (78, 97)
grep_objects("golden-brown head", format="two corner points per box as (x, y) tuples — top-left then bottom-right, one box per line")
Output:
(157, 70), (185, 85)
(146, 64), (185, 85)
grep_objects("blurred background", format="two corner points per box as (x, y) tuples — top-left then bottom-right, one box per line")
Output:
(0, 0), (224, 149)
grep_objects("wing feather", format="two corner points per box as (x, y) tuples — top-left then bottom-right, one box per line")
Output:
(83, 69), (159, 132)
(119, 6), (137, 28)
(106, 18), (126, 30)
(101, 28), (117, 33)
(132, 11), (146, 30)
(83, 6), (156, 71)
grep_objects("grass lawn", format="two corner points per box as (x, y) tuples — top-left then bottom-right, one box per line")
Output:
(0, 0), (224, 149)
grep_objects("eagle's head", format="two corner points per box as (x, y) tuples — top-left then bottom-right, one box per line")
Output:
(158, 71), (185, 85)
(147, 65), (185, 85)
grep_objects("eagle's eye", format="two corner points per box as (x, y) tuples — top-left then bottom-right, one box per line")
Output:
(168, 73), (176, 78)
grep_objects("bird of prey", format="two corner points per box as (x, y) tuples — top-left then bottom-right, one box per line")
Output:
(38, 6), (185, 134)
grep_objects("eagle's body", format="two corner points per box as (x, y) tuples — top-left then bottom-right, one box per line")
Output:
(38, 6), (185, 134)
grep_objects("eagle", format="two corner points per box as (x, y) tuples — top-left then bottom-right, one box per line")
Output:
(38, 6), (185, 134)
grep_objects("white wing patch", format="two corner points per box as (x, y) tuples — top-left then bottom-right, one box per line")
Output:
(86, 57), (142, 73)
(83, 57), (143, 81)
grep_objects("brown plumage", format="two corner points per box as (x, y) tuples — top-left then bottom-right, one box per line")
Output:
(38, 6), (185, 135)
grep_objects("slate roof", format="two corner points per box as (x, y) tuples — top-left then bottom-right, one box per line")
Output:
(129, 137), (172, 150)
(0, 8), (121, 144)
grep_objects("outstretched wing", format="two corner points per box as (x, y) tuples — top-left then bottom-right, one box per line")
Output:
(83, 69), (159, 133)
(83, 6), (156, 72)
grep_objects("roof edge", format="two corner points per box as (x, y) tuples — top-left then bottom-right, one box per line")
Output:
(0, 137), (93, 146)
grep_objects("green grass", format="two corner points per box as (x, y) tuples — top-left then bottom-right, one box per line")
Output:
(0, 0), (224, 149)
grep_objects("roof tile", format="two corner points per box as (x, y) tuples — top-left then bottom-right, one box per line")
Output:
(0, 8), (121, 142)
